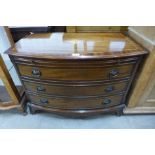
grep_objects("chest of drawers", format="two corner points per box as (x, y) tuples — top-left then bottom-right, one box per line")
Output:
(7, 33), (148, 117)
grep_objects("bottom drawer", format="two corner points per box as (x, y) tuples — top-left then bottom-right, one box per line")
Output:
(28, 94), (124, 110)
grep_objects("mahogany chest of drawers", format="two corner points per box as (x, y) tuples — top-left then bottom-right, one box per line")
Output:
(7, 33), (148, 116)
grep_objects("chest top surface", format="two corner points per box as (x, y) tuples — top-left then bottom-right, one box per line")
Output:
(7, 33), (148, 59)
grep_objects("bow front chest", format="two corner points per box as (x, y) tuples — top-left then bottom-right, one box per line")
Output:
(7, 33), (148, 116)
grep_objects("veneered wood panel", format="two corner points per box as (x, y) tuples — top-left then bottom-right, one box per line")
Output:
(23, 80), (128, 96)
(0, 55), (20, 104)
(28, 93), (123, 109)
(17, 63), (134, 81)
(66, 26), (128, 32)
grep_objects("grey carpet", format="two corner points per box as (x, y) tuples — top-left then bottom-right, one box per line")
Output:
(0, 108), (155, 129)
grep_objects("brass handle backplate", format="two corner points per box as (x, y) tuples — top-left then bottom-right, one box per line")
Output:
(105, 85), (114, 92)
(37, 86), (46, 92)
(40, 98), (48, 104)
(32, 69), (41, 77)
(109, 69), (119, 78)
(102, 98), (111, 105)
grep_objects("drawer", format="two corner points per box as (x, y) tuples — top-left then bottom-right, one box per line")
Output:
(23, 80), (128, 96)
(14, 57), (138, 66)
(28, 94), (123, 109)
(17, 64), (134, 81)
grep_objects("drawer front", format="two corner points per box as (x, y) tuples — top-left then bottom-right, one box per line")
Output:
(28, 94), (123, 109)
(23, 80), (128, 96)
(17, 64), (134, 81)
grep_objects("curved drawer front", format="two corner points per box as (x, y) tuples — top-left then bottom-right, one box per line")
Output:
(23, 80), (128, 96)
(28, 94), (123, 109)
(17, 64), (134, 81)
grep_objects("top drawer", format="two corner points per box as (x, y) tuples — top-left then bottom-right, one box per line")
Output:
(17, 63), (134, 81)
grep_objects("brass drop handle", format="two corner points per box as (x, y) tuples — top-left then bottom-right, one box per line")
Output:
(102, 98), (111, 105)
(109, 69), (119, 78)
(37, 86), (46, 92)
(40, 98), (48, 104)
(105, 85), (114, 92)
(32, 69), (41, 77)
